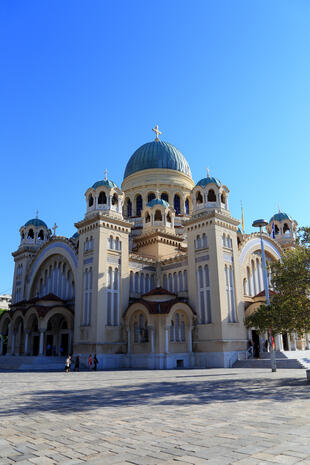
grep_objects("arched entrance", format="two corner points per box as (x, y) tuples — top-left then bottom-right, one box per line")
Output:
(26, 313), (40, 356)
(12, 315), (25, 355)
(45, 313), (72, 356)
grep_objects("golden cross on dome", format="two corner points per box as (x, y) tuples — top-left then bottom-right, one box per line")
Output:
(104, 169), (108, 181)
(152, 125), (162, 141)
(52, 222), (58, 236)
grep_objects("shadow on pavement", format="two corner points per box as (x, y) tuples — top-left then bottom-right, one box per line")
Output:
(1, 375), (309, 417)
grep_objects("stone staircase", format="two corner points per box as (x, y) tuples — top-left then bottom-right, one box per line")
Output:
(233, 350), (307, 369)
(0, 355), (66, 372)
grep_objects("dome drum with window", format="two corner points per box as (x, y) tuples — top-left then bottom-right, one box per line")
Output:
(19, 218), (50, 246)
(266, 212), (297, 244)
(192, 175), (229, 214)
(142, 198), (175, 232)
(85, 179), (124, 217)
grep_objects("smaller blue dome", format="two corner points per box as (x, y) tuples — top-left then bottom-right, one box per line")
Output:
(147, 198), (169, 208)
(25, 218), (47, 228)
(270, 212), (292, 223)
(196, 176), (221, 188)
(71, 232), (79, 239)
(92, 179), (118, 189)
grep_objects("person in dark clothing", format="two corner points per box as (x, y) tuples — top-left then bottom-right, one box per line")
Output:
(93, 354), (98, 371)
(74, 355), (80, 372)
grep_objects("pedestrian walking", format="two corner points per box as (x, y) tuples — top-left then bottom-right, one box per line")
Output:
(93, 354), (98, 371)
(74, 355), (80, 372)
(88, 354), (92, 370)
(65, 355), (72, 373)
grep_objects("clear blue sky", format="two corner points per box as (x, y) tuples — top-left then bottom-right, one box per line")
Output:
(1, 1), (309, 294)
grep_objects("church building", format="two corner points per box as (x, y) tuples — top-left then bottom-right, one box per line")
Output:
(0, 127), (298, 368)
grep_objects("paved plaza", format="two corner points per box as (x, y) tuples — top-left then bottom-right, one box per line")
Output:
(1, 369), (310, 465)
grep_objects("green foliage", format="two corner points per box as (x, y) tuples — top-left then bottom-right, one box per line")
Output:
(245, 227), (310, 335)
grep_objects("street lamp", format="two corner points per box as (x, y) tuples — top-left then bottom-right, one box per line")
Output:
(252, 219), (277, 372)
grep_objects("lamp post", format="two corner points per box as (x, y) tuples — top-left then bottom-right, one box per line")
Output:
(252, 219), (277, 372)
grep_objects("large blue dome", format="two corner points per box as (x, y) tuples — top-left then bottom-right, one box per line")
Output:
(124, 141), (192, 179)
(269, 212), (292, 223)
(25, 218), (47, 228)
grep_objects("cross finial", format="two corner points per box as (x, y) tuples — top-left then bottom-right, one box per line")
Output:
(35, 209), (39, 219)
(152, 125), (162, 141)
(206, 167), (210, 178)
(52, 222), (58, 236)
(155, 189), (160, 199)
(104, 169), (108, 181)
(278, 204), (281, 213)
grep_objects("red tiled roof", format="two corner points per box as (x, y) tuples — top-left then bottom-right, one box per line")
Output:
(254, 289), (276, 298)
(125, 298), (195, 316)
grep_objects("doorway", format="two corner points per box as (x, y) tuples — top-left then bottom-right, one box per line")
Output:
(282, 333), (289, 351)
(60, 333), (69, 356)
(251, 330), (260, 358)
(33, 335), (39, 356)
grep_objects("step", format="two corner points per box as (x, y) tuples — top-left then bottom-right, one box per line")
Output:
(0, 356), (66, 371)
(233, 358), (303, 369)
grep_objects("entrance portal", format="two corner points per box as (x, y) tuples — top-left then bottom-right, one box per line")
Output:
(251, 330), (260, 358)
(282, 333), (289, 351)
(33, 335), (39, 356)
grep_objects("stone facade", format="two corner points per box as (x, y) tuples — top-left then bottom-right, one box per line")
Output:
(0, 133), (298, 367)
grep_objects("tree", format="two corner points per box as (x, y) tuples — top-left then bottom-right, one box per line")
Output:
(245, 227), (310, 335)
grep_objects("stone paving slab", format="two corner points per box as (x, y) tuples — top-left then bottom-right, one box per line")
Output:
(0, 369), (310, 464)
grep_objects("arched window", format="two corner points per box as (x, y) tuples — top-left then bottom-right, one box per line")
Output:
(134, 272), (139, 293)
(178, 271), (183, 291)
(183, 270), (188, 290)
(147, 192), (155, 202)
(154, 210), (162, 221)
(145, 212), (151, 223)
(196, 191), (203, 204)
(173, 272), (178, 293)
(136, 195), (143, 217)
(283, 223), (290, 234)
(98, 191), (107, 204)
(126, 198), (132, 217)
(202, 233), (207, 248)
(88, 194), (94, 207)
(166, 212), (171, 223)
(38, 229), (44, 241)
(174, 194), (181, 215)
(168, 273), (172, 291)
(207, 189), (216, 202)
(112, 193), (118, 206)
(275, 225), (280, 235)
(134, 313), (148, 343)
(243, 278), (247, 295)
(225, 264), (237, 322)
(196, 235), (201, 249)
(197, 265), (211, 323)
(115, 237), (120, 250)
(28, 229), (34, 239)
(108, 236), (114, 249)
(161, 192), (169, 202)
(185, 198), (190, 214)
(170, 313), (185, 342)
(221, 192), (226, 204)
(140, 274), (145, 294)
(163, 274), (168, 289)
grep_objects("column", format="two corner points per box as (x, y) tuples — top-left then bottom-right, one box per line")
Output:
(39, 329), (45, 355)
(291, 333), (297, 351)
(287, 333), (291, 351)
(127, 327), (131, 354)
(165, 326), (169, 354)
(68, 331), (73, 355)
(275, 334), (283, 351)
(188, 327), (192, 353)
(306, 333), (310, 350)
(11, 331), (16, 355)
(149, 326), (154, 353)
(0, 335), (3, 356)
(24, 331), (30, 355)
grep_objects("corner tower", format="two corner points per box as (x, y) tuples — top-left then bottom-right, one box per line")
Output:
(74, 176), (131, 365)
